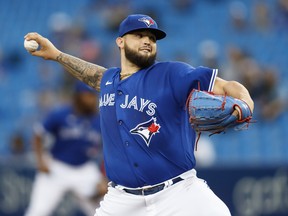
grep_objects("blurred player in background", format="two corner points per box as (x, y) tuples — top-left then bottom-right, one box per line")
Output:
(24, 81), (107, 216)
(25, 14), (254, 216)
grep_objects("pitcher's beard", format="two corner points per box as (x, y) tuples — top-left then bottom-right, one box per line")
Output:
(124, 45), (156, 69)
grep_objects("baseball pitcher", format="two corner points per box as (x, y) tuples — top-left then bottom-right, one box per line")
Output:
(25, 14), (254, 216)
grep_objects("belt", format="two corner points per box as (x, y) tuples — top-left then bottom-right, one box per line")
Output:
(111, 176), (184, 196)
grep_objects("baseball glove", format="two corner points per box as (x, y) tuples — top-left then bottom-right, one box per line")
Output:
(187, 89), (252, 134)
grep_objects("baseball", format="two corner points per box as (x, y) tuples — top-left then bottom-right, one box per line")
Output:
(24, 39), (39, 52)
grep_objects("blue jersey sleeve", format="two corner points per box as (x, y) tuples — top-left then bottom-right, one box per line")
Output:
(42, 109), (61, 134)
(168, 62), (218, 106)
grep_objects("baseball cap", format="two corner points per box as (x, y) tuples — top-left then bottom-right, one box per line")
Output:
(74, 81), (97, 94)
(118, 14), (166, 40)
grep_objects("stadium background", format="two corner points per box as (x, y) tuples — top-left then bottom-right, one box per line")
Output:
(0, 0), (287, 215)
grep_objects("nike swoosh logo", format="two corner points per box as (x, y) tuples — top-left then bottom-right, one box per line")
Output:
(105, 81), (113, 86)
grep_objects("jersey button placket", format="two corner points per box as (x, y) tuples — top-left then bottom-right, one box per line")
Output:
(116, 88), (123, 126)
(115, 85), (135, 173)
(115, 86), (129, 151)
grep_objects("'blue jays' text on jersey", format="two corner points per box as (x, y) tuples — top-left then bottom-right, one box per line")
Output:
(99, 61), (218, 187)
(39, 106), (102, 166)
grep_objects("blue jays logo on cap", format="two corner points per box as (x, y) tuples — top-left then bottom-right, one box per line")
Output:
(138, 17), (155, 27)
(118, 14), (166, 40)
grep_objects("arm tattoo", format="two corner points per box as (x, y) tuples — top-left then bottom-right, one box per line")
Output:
(56, 53), (107, 92)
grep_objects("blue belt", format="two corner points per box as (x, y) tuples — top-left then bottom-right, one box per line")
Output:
(111, 176), (183, 196)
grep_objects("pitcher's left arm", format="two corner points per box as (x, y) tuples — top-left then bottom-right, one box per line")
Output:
(213, 77), (254, 114)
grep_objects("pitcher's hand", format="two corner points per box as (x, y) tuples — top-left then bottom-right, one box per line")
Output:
(24, 32), (61, 61)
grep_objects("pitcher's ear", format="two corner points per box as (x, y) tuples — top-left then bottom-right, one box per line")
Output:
(116, 37), (124, 48)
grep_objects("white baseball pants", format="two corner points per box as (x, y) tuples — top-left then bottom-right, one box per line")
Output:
(94, 169), (231, 216)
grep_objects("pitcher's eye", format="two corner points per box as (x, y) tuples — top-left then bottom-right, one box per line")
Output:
(135, 33), (142, 38)
(149, 36), (156, 43)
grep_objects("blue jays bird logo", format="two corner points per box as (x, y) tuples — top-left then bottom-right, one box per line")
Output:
(130, 117), (160, 147)
(138, 17), (155, 27)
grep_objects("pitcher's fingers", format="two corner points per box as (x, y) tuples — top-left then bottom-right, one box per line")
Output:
(27, 48), (45, 57)
(233, 106), (241, 120)
(24, 32), (40, 38)
(24, 32), (43, 43)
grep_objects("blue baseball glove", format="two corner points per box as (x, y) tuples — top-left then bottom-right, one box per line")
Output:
(187, 89), (252, 134)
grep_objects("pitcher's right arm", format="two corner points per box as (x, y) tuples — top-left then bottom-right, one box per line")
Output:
(24, 32), (107, 92)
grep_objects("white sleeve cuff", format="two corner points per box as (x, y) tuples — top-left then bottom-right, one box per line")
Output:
(208, 69), (218, 92)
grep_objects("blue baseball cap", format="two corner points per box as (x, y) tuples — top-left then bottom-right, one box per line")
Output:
(74, 81), (97, 94)
(118, 14), (166, 40)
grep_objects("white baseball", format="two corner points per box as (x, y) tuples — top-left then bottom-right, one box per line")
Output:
(24, 39), (39, 52)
